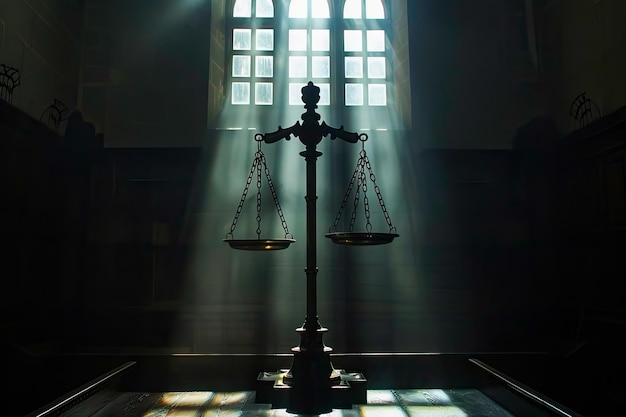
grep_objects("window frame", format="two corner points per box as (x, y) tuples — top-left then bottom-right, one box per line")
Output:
(222, 0), (401, 130)
(228, 0), (277, 106)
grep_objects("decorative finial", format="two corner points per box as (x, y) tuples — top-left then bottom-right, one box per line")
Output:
(301, 81), (320, 109)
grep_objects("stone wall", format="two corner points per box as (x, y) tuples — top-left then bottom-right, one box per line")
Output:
(0, 0), (83, 126)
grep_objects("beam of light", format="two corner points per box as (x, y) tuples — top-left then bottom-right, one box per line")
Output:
(321, 127), (423, 354)
(178, 132), (419, 353)
(177, 80), (314, 354)
(177, 127), (420, 354)
(175, 131), (266, 353)
(176, 0), (420, 355)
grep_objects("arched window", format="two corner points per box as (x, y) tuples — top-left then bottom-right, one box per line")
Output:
(231, 0), (275, 105)
(218, 0), (408, 129)
(342, 0), (388, 106)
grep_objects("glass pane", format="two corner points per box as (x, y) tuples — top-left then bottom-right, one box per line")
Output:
(256, 29), (274, 51)
(232, 55), (251, 77)
(318, 83), (330, 105)
(367, 57), (386, 78)
(289, 0), (307, 18)
(345, 84), (364, 106)
(368, 83), (387, 105)
(312, 56), (330, 78)
(312, 29), (330, 51)
(255, 82), (273, 105)
(233, 29), (251, 50)
(312, 0), (330, 18)
(345, 57), (363, 78)
(256, 0), (274, 17)
(289, 29), (308, 51)
(232, 82), (250, 104)
(255, 56), (273, 77)
(289, 56), (308, 77)
(366, 0), (385, 19)
(367, 30), (385, 51)
(344, 30), (362, 52)
(343, 0), (362, 18)
(289, 83), (305, 105)
(233, 0), (251, 17)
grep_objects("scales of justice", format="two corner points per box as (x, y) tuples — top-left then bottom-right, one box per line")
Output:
(224, 82), (399, 414)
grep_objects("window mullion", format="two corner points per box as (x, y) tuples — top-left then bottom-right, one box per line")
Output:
(273, 3), (287, 104)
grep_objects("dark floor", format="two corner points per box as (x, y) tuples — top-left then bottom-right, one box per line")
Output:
(11, 349), (626, 417)
(64, 389), (516, 417)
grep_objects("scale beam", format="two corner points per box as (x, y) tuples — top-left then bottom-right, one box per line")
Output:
(320, 121), (360, 143)
(262, 121), (301, 143)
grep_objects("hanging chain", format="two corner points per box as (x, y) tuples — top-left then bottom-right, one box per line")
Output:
(360, 147), (373, 233)
(329, 133), (396, 234)
(349, 160), (363, 232)
(330, 160), (360, 233)
(261, 153), (293, 239)
(256, 144), (262, 238)
(226, 134), (293, 239)
(227, 156), (259, 239)
(363, 150), (396, 233)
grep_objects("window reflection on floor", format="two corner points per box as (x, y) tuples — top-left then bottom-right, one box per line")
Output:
(83, 389), (515, 417)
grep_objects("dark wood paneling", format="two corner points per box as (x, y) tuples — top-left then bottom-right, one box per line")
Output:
(1, 100), (99, 347)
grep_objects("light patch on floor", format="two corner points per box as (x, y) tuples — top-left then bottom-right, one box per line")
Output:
(78, 389), (515, 417)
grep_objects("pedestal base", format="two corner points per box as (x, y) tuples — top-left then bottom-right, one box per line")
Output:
(256, 369), (366, 412)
